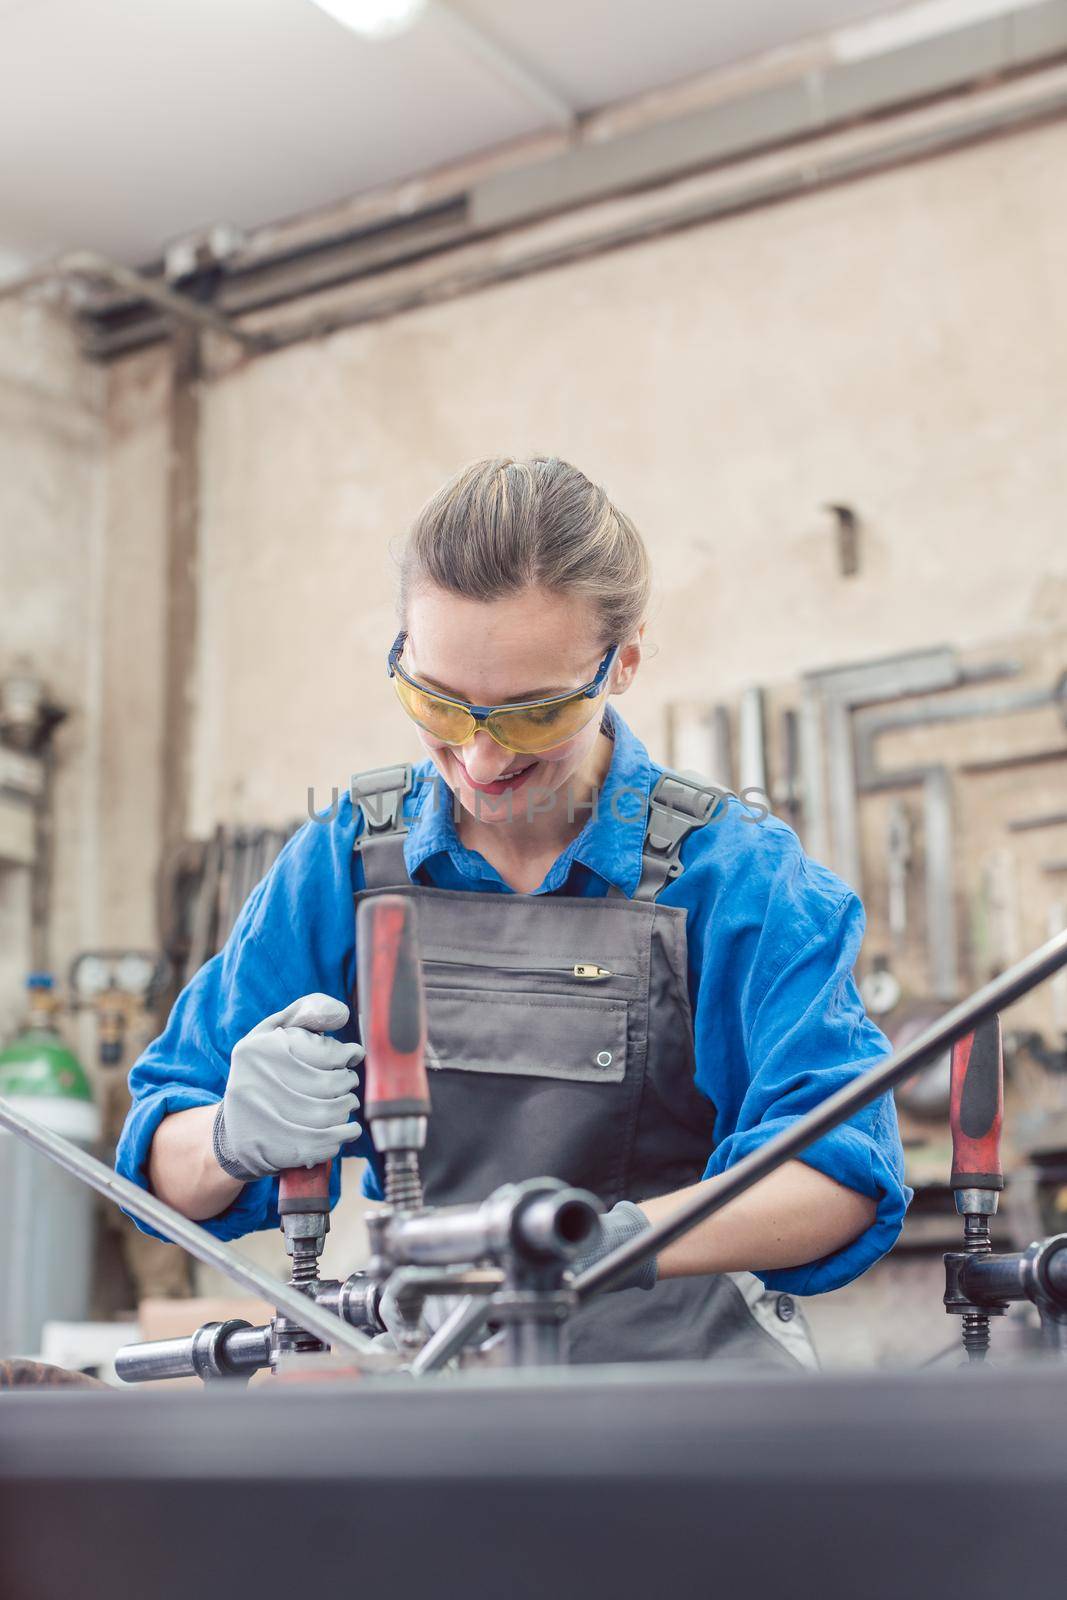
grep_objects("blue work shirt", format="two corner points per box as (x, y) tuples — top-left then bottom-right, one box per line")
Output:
(117, 703), (911, 1295)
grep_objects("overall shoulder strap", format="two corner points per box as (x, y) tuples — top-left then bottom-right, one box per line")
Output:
(630, 768), (734, 902)
(350, 763), (414, 890)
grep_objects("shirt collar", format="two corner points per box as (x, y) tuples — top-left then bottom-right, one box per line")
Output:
(402, 700), (654, 897)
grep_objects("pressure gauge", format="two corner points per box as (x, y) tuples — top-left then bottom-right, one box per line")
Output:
(116, 953), (156, 997)
(861, 966), (902, 1017)
(71, 954), (112, 999)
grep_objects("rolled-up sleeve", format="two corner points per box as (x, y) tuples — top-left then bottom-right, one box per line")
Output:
(116, 941), (286, 1241)
(115, 812), (363, 1242)
(702, 889), (912, 1295)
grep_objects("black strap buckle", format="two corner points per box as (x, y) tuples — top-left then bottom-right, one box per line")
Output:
(634, 770), (734, 899)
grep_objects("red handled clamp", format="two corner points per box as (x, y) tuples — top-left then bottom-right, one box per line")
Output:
(356, 894), (430, 1210)
(945, 1014), (1006, 1360)
(950, 1014), (1004, 1199)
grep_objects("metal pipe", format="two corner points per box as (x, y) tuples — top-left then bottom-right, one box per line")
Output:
(0, 1093), (387, 1365)
(409, 1295), (492, 1376)
(115, 1322), (273, 1385)
(574, 927), (1067, 1299)
(115, 1335), (214, 1384)
(385, 1183), (601, 1268)
(0, 251), (263, 351)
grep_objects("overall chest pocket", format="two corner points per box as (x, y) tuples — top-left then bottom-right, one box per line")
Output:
(420, 949), (639, 1086)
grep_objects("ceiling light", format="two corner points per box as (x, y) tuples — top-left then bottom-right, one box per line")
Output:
(308, 0), (427, 40)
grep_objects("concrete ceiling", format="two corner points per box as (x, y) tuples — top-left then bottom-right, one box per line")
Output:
(0, 0), (901, 268)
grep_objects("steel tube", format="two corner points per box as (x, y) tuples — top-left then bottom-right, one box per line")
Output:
(387, 1204), (496, 1267)
(386, 1184), (600, 1268)
(575, 927), (1067, 1300)
(114, 1335), (207, 1384)
(1047, 1248), (1067, 1301)
(114, 1323), (273, 1385)
(409, 1296), (492, 1376)
(959, 1252), (1028, 1305)
(0, 1094), (388, 1364)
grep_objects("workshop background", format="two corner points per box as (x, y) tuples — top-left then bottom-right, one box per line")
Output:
(1, 0), (1065, 1380)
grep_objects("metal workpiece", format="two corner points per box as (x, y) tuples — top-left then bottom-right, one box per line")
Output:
(492, 1288), (577, 1369)
(958, 1236), (1067, 1313)
(379, 1179), (603, 1270)
(948, 1236), (1067, 1356)
(114, 1320), (273, 1386)
(116, 1272), (393, 1384)
(0, 1091), (384, 1365)
(409, 1295), (494, 1376)
(329, 1273), (383, 1334)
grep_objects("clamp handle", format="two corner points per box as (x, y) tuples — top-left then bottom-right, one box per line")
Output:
(278, 1162), (332, 1215)
(356, 894), (430, 1121)
(950, 1014), (1004, 1191)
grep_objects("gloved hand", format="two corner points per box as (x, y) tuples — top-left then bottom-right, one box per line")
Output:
(567, 1199), (658, 1291)
(211, 993), (364, 1181)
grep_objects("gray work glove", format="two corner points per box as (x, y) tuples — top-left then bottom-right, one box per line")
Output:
(212, 993), (364, 1182)
(567, 1200), (658, 1292)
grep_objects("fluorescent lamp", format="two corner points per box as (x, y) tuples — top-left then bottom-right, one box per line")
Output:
(308, 0), (427, 40)
(834, 0), (1049, 63)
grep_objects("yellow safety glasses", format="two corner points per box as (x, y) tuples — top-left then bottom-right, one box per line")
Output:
(387, 631), (618, 755)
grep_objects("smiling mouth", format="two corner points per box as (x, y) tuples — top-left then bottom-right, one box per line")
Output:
(456, 758), (537, 790)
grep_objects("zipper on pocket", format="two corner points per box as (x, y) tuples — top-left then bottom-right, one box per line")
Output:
(422, 953), (618, 982)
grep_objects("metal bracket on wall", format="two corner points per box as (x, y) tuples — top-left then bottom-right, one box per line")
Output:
(800, 646), (973, 892)
(851, 669), (1066, 1002)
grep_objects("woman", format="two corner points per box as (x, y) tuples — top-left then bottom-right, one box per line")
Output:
(118, 456), (910, 1367)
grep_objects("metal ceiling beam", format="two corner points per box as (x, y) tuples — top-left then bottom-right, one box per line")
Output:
(19, 31), (1067, 359)
(245, 57), (1067, 354)
(0, 251), (264, 353)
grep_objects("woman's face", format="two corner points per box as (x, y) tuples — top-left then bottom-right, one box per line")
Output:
(401, 584), (639, 829)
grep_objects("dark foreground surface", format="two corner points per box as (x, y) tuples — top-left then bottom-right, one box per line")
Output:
(2, 1361), (1066, 1600)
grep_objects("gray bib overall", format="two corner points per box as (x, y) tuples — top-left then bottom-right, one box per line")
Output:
(351, 761), (817, 1371)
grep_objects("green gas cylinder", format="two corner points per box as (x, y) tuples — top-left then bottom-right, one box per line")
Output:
(0, 975), (100, 1356)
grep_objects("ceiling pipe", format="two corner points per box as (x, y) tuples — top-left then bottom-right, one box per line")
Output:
(249, 57), (1067, 353)
(0, 250), (264, 352)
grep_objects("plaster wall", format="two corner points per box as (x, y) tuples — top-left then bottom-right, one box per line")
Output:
(191, 116), (1066, 836)
(0, 302), (104, 1040)
(0, 311), (169, 1067)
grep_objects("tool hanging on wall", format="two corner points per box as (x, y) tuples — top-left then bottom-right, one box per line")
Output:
(886, 798), (912, 947)
(159, 823), (299, 1006)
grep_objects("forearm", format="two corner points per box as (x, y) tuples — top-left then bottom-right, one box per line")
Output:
(639, 1159), (877, 1280)
(147, 1105), (245, 1222)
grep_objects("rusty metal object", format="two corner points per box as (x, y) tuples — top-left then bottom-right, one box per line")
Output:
(0, 1359), (108, 1390)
